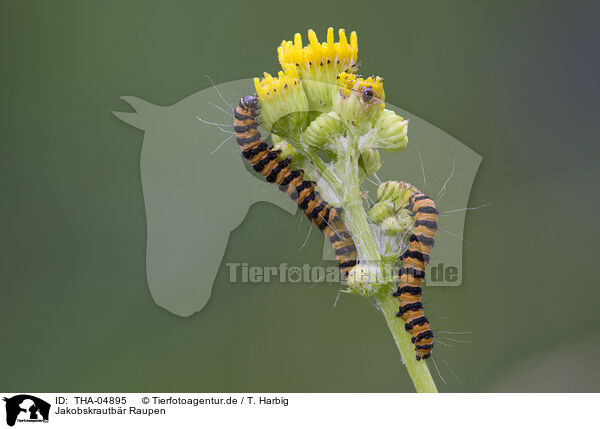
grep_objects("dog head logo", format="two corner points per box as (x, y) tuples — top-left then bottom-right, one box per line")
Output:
(3, 395), (50, 426)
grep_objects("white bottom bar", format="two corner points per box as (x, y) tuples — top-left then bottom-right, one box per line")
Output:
(1, 393), (597, 429)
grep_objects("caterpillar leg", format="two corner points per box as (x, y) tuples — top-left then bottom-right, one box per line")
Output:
(233, 95), (358, 276)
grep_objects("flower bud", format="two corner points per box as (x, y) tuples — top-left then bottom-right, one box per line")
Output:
(397, 209), (415, 231)
(381, 216), (403, 235)
(359, 149), (381, 177)
(347, 264), (380, 296)
(368, 200), (394, 223)
(333, 72), (384, 131)
(377, 181), (405, 208)
(302, 111), (344, 151)
(381, 210), (414, 235)
(372, 109), (408, 153)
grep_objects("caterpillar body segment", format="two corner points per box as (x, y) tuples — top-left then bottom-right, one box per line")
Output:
(234, 95), (358, 276)
(394, 186), (439, 360)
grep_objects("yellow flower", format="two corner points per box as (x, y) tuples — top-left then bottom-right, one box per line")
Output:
(253, 63), (309, 135)
(337, 72), (385, 104)
(334, 72), (385, 130)
(278, 27), (358, 72)
(254, 63), (301, 99)
(277, 28), (359, 112)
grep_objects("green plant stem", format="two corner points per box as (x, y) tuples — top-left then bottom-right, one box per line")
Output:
(287, 131), (345, 199)
(304, 134), (438, 393)
(375, 293), (438, 393)
(341, 175), (438, 393)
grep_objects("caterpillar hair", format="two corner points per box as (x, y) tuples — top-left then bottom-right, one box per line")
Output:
(234, 95), (358, 276)
(394, 185), (438, 360)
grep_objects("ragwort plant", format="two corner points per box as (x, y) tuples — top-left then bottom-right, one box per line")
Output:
(236, 28), (438, 393)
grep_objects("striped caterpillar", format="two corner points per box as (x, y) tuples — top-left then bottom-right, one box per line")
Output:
(233, 95), (358, 277)
(394, 184), (438, 360)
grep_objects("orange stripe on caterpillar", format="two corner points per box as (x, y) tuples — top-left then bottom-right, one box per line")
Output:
(234, 95), (358, 276)
(393, 186), (438, 360)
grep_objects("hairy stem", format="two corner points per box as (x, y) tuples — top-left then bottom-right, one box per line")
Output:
(310, 134), (437, 393)
(287, 131), (345, 199)
(341, 176), (438, 393)
(375, 292), (438, 393)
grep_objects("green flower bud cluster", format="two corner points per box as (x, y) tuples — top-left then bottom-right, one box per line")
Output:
(377, 181), (410, 208)
(368, 200), (394, 223)
(381, 209), (414, 235)
(369, 181), (415, 236)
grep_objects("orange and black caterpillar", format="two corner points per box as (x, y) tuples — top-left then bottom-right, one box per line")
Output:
(234, 95), (358, 276)
(394, 185), (438, 360)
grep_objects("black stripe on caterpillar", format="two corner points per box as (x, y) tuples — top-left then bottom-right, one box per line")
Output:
(393, 187), (438, 360)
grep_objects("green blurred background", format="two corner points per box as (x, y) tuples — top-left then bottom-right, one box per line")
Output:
(2, 0), (599, 392)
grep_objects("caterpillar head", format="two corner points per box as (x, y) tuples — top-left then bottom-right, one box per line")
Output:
(241, 95), (259, 110)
